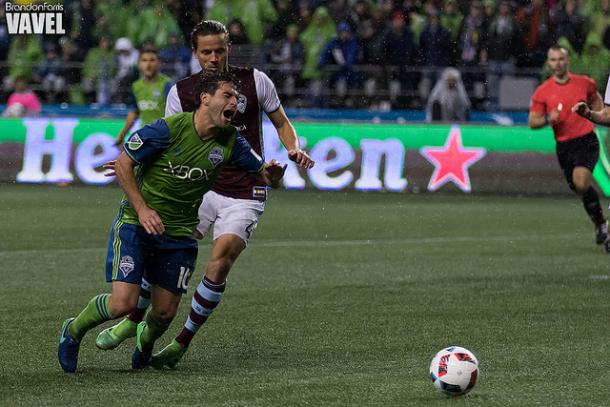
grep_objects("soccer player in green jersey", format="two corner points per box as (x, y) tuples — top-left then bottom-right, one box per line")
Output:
(96, 20), (314, 371)
(114, 48), (173, 146)
(58, 72), (286, 373)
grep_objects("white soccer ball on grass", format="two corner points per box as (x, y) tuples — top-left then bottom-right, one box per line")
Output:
(429, 346), (479, 396)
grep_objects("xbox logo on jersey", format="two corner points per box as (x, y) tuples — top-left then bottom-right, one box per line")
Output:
(5, 1), (66, 35)
(165, 161), (210, 181)
(137, 100), (160, 111)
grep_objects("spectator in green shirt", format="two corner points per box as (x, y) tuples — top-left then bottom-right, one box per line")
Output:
(95, 0), (132, 42)
(301, 6), (336, 82)
(207, 0), (278, 45)
(574, 33), (610, 93)
(300, 6), (336, 106)
(3, 35), (42, 89)
(441, 0), (464, 40)
(81, 37), (115, 105)
(126, 0), (180, 49)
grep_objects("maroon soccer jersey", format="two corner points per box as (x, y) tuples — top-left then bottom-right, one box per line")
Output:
(171, 66), (279, 201)
(530, 73), (597, 142)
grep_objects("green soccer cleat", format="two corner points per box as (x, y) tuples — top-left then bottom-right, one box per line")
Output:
(132, 321), (153, 369)
(95, 319), (137, 350)
(150, 339), (188, 370)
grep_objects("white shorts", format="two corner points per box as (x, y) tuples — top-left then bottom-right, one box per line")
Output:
(195, 190), (265, 244)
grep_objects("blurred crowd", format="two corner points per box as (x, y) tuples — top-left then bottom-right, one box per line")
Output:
(1, 0), (610, 114)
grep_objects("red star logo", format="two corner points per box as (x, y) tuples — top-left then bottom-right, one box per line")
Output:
(420, 126), (486, 192)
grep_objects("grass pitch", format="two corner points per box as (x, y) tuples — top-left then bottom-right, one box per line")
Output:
(1, 184), (609, 406)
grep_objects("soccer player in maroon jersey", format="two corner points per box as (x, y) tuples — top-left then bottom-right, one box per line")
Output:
(95, 20), (315, 368)
(529, 45), (608, 250)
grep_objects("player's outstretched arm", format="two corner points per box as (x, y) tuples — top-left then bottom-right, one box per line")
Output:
(268, 106), (315, 169)
(115, 152), (165, 235)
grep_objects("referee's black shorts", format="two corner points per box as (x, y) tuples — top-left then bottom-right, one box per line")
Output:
(555, 132), (599, 189)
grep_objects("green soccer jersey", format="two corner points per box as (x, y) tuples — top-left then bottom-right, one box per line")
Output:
(120, 112), (265, 236)
(131, 74), (172, 125)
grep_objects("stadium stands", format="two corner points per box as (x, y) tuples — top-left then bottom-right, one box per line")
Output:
(0, 0), (605, 114)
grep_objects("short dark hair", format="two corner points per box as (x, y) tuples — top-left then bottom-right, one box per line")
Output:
(548, 45), (567, 54)
(139, 46), (158, 57)
(195, 71), (241, 108)
(190, 20), (229, 50)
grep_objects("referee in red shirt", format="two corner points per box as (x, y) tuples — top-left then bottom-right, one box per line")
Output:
(529, 45), (608, 250)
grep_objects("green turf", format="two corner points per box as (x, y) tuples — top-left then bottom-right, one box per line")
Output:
(1, 184), (609, 406)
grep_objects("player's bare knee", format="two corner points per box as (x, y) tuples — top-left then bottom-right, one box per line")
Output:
(150, 306), (177, 323)
(573, 180), (590, 195)
(109, 296), (137, 318)
(575, 186), (587, 195)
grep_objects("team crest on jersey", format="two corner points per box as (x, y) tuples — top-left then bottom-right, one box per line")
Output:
(119, 256), (135, 277)
(208, 146), (224, 168)
(127, 133), (143, 150)
(237, 94), (247, 113)
(153, 89), (161, 98)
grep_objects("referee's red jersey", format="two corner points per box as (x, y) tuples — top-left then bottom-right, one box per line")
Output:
(530, 73), (597, 142)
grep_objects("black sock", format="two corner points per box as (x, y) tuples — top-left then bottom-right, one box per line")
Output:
(582, 187), (605, 225)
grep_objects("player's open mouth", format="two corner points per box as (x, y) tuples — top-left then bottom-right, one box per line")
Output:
(223, 109), (235, 120)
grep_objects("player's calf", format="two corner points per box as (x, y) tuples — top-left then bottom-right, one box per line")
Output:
(97, 279), (153, 350)
(131, 313), (173, 369)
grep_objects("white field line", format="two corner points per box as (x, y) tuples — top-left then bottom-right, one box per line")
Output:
(0, 234), (579, 256)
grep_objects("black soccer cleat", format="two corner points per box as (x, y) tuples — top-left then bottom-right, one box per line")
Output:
(603, 239), (610, 254)
(595, 220), (608, 245)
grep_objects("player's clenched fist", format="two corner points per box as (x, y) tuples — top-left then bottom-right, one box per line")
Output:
(571, 101), (591, 119)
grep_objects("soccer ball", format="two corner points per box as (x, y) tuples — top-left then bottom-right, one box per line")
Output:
(429, 346), (479, 396)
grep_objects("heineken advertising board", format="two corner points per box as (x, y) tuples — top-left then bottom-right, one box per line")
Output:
(1, 117), (609, 196)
